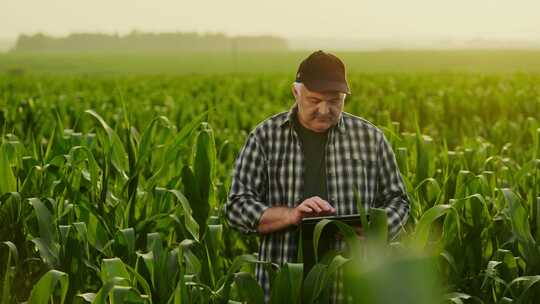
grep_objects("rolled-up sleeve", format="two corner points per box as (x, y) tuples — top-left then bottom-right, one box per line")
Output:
(225, 132), (269, 234)
(374, 134), (410, 239)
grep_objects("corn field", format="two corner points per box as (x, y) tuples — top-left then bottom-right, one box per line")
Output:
(1, 71), (540, 303)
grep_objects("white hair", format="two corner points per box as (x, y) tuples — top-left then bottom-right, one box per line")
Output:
(293, 82), (347, 101)
(293, 82), (303, 97)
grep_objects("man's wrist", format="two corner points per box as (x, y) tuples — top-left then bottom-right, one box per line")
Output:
(287, 207), (300, 226)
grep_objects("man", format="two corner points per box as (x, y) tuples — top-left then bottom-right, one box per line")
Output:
(225, 50), (410, 303)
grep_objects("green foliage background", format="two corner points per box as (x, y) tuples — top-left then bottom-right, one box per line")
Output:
(0, 51), (540, 303)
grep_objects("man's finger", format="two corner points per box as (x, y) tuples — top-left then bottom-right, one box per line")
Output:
(304, 200), (322, 213)
(312, 197), (335, 213)
(311, 197), (329, 211)
(313, 196), (332, 210)
(298, 205), (314, 214)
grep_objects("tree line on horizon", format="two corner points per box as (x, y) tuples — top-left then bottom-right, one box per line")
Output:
(12, 31), (289, 52)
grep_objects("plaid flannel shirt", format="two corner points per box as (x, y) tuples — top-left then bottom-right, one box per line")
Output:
(225, 105), (410, 303)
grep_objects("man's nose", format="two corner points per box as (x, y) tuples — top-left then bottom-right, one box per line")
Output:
(318, 102), (330, 115)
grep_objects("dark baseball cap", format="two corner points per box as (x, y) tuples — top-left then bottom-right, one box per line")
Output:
(295, 50), (351, 95)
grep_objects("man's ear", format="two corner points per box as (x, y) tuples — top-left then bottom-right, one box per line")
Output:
(291, 83), (299, 100)
(292, 82), (302, 100)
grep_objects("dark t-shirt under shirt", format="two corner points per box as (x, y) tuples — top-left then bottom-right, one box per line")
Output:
(292, 113), (329, 201)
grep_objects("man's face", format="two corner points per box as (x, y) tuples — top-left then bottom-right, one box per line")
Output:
(292, 83), (346, 132)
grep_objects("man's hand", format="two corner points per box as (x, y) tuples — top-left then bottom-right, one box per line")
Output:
(257, 197), (335, 235)
(288, 196), (336, 226)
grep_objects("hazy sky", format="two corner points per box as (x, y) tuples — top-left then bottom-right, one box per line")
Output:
(2, 0), (540, 40)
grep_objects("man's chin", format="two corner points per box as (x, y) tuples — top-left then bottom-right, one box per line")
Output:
(312, 122), (332, 132)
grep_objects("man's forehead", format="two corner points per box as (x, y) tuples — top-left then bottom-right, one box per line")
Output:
(302, 86), (345, 99)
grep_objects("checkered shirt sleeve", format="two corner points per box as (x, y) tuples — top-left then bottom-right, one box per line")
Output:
(225, 132), (270, 234)
(374, 134), (410, 239)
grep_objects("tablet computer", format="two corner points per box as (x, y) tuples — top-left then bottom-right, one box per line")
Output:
(301, 213), (364, 228)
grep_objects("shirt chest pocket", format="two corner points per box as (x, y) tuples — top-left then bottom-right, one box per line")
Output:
(345, 155), (377, 208)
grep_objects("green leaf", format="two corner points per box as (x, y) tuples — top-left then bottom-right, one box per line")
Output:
(206, 224), (223, 285)
(443, 292), (472, 304)
(0, 144), (17, 195)
(181, 165), (208, 237)
(368, 207), (388, 243)
(414, 204), (455, 248)
(136, 116), (172, 172)
(313, 219), (332, 262)
(116, 228), (136, 259)
(480, 260), (506, 290)
(77, 204), (111, 253)
(300, 255), (349, 304)
(215, 254), (269, 301)
(505, 275), (540, 301)
(1, 241), (18, 267)
(169, 244), (190, 304)
(90, 276), (147, 304)
(321, 255), (350, 292)
(29, 197), (58, 246)
(500, 188), (534, 244)
(27, 270), (69, 304)
(234, 272), (264, 304)
(414, 178), (441, 206)
(69, 146), (100, 202)
(193, 123), (216, 204)
(494, 249), (519, 283)
(313, 219), (358, 262)
(31, 238), (59, 267)
(101, 258), (131, 283)
(166, 188), (200, 241)
(137, 251), (156, 289)
(145, 111), (207, 189)
(415, 129), (433, 184)
(355, 190), (369, 233)
(287, 263), (303, 304)
(77, 293), (96, 303)
(180, 240), (203, 276)
(43, 123), (56, 162)
(396, 147), (409, 174)
(302, 263), (327, 303)
(270, 263), (303, 304)
(85, 109), (128, 176)
(439, 250), (459, 276)
(1, 241), (18, 304)
(142, 232), (164, 289)
(110, 285), (147, 303)
(124, 263), (153, 301)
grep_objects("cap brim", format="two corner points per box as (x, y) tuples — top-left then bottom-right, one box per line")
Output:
(302, 79), (351, 95)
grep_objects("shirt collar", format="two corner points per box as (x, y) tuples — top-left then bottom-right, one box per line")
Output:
(279, 104), (346, 133)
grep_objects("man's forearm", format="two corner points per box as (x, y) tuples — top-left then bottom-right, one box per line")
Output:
(255, 197), (335, 234)
(257, 207), (295, 234)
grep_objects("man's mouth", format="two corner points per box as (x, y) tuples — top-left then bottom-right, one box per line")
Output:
(316, 117), (333, 122)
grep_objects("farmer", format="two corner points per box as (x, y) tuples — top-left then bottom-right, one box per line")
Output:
(225, 50), (410, 303)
